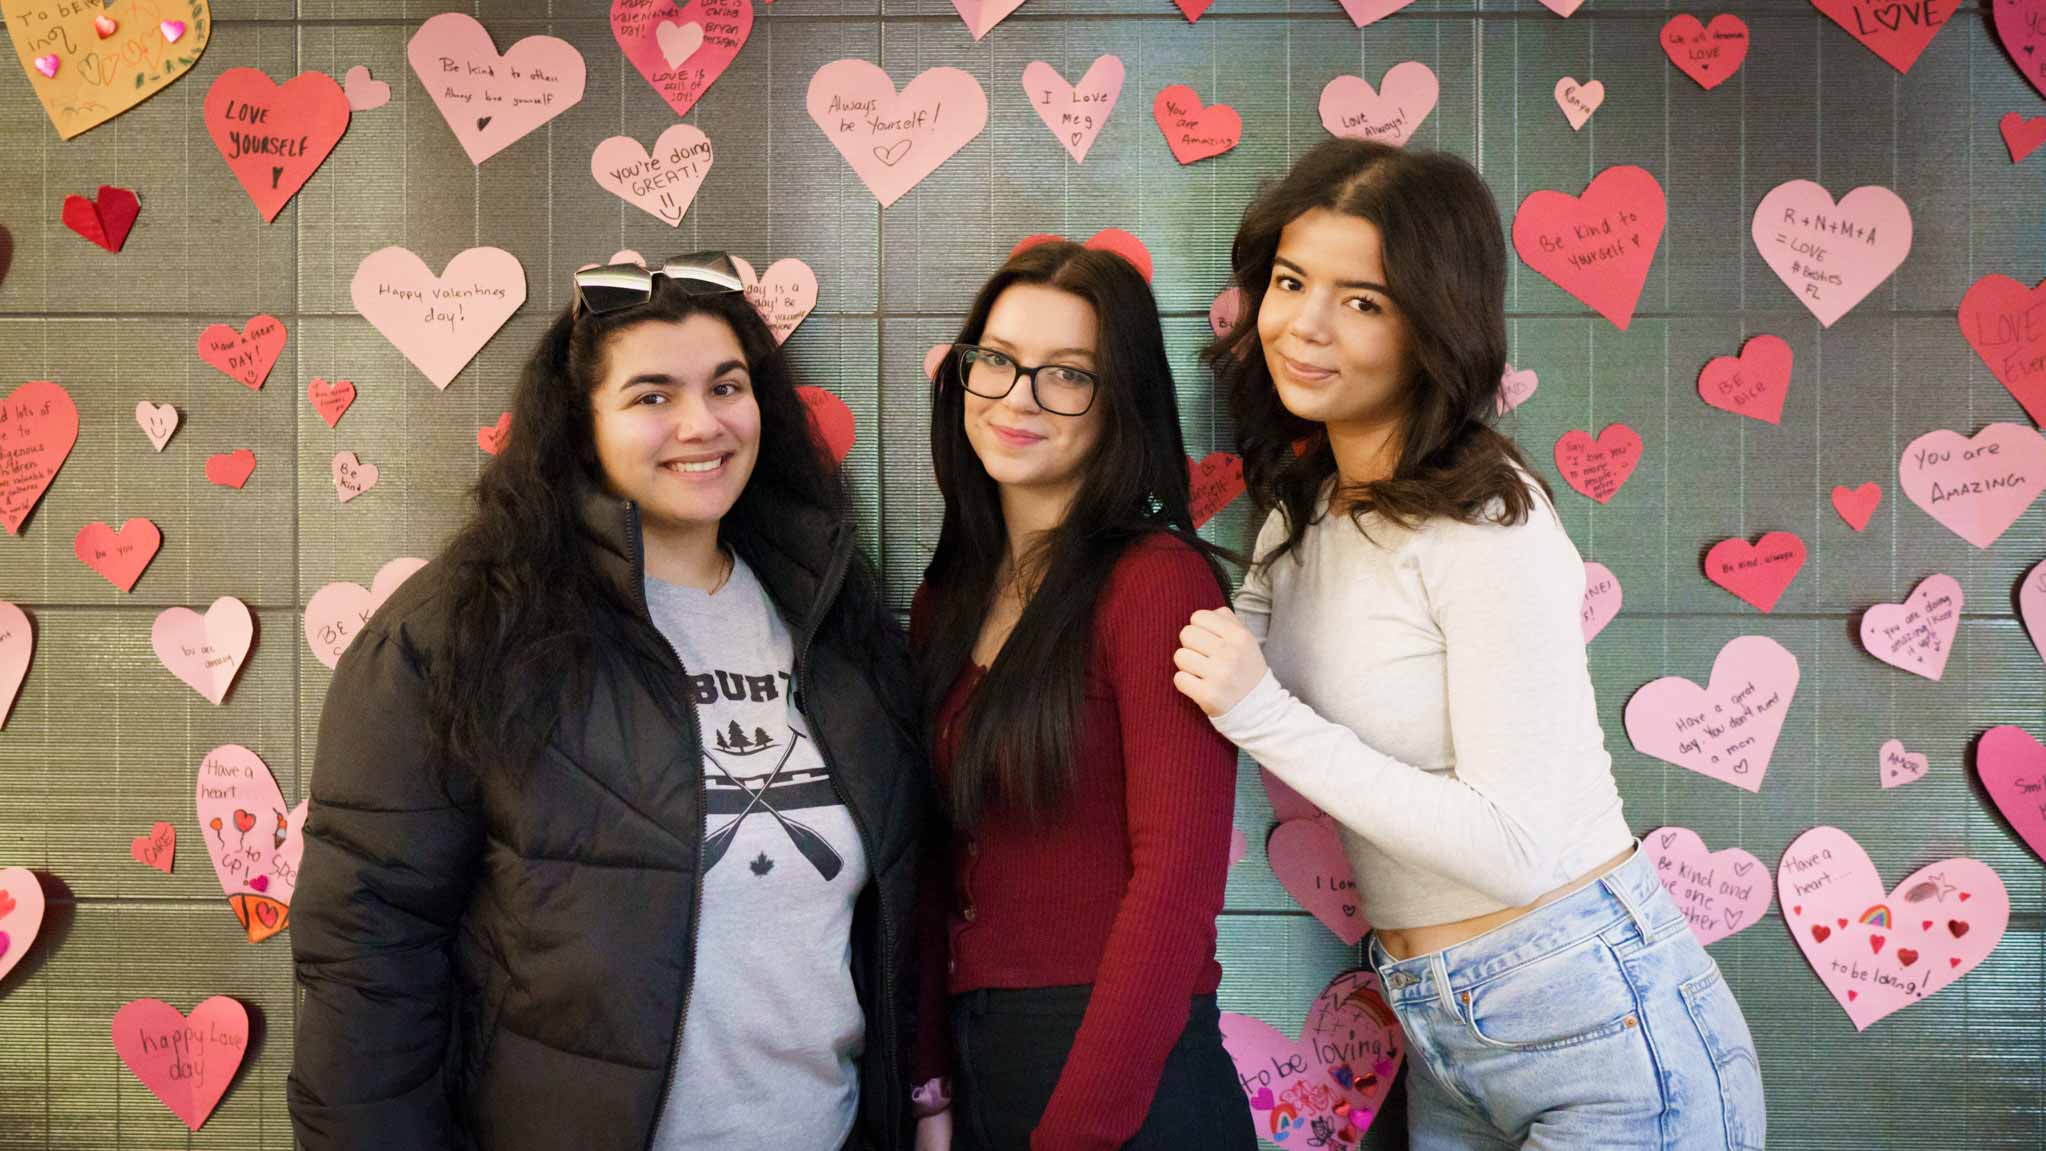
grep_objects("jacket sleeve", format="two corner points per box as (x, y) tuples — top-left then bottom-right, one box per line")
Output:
(288, 618), (484, 1150)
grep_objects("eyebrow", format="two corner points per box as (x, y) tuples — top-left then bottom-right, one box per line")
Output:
(1274, 254), (1389, 295)
(619, 359), (749, 389)
(980, 335), (1095, 360)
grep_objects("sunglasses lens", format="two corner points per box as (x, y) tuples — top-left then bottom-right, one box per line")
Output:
(577, 284), (647, 314)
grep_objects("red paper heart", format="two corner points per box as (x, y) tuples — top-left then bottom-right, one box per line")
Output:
(2003, 113), (2046, 164)
(130, 822), (176, 874)
(1512, 166), (1666, 330)
(205, 450), (257, 490)
(797, 386), (856, 464)
(0, 380), (80, 535)
(1661, 14), (1751, 90)
(1173, 0), (1215, 18)
(307, 378), (356, 428)
(1869, 934), (1886, 953)
(478, 412), (512, 456)
(60, 185), (141, 252)
(1704, 531), (1807, 613)
(1553, 425), (1643, 504)
(73, 518), (163, 592)
(1830, 482), (1883, 531)
(1810, 0), (1960, 74)
(1697, 334), (1793, 425)
(1188, 452), (1246, 528)
(197, 316), (288, 390)
(1010, 229), (1154, 284)
(1958, 275), (2046, 427)
(203, 68), (352, 223)
(1152, 84), (1241, 164)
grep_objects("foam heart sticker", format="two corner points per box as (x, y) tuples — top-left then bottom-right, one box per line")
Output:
(331, 451), (378, 503)
(1220, 969), (1402, 1148)
(1831, 482), (1882, 530)
(1513, 166), (1666, 330)
(1581, 561), (1622, 643)
(153, 596), (253, 705)
(1553, 424), (1643, 504)
(0, 380), (79, 535)
(132, 820), (177, 873)
(204, 68), (350, 223)
(1662, 14), (1751, 90)
(479, 412), (512, 455)
(2004, 112), (2046, 163)
(1704, 531), (1807, 613)
(196, 315), (286, 390)
(1812, 0), (1959, 74)
(342, 65), (389, 111)
(592, 124), (714, 226)
(0, 602), (29, 728)
(1625, 634), (1800, 793)
(1189, 452), (1246, 529)
(1859, 573), (1960, 681)
(305, 557), (428, 669)
(1959, 275), (2046, 427)
(205, 449), (256, 490)
(1319, 62), (1437, 147)
(734, 256), (819, 345)
(612, 0), (753, 120)
(1978, 725), (2046, 863)
(1012, 229), (1153, 283)
(1779, 825), (2007, 1030)
(797, 386), (856, 465)
(1879, 738), (1929, 789)
(1898, 424), (2046, 549)
(61, 185), (140, 252)
(1553, 77), (1604, 131)
(1698, 334), (1793, 425)
(1268, 817), (1369, 945)
(1496, 364), (1538, 415)
(1022, 56), (1124, 164)
(1645, 826), (1771, 946)
(195, 743), (307, 943)
(953, 0), (1027, 40)
(73, 518), (161, 592)
(2023, 558), (2046, 666)
(307, 378), (355, 428)
(0, 867), (47, 985)
(1998, 0), (2046, 99)
(808, 60), (988, 208)
(135, 401), (179, 451)
(408, 13), (586, 165)
(1336, 0), (1419, 28)
(1752, 180), (1912, 327)
(1152, 84), (1241, 164)
(353, 246), (527, 390)
(8, 0), (212, 139)
(111, 996), (248, 1129)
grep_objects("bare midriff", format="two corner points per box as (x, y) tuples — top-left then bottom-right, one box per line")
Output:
(1374, 844), (1638, 962)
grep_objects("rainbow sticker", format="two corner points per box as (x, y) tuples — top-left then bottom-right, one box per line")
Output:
(1859, 904), (1892, 928)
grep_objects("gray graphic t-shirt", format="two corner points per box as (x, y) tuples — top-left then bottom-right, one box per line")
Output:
(644, 556), (868, 1151)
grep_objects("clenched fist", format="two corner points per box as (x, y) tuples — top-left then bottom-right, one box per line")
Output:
(1173, 607), (1268, 718)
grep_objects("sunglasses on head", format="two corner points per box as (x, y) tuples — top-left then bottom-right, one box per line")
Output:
(572, 251), (745, 317)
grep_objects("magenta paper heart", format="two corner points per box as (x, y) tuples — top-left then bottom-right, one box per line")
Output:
(1624, 635), (1799, 793)
(1220, 969), (1402, 1147)
(408, 13), (585, 165)
(1261, 767), (1323, 824)
(1268, 817), (1368, 945)
(342, 65), (389, 111)
(111, 996), (248, 1129)
(1977, 726), (2046, 864)
(1496, 363), (1538, 415)
(195, 744), (307, 943)
(0, 866), (46, 984)
(1752, 180), (1912, 327)
(1581, 561), (1622, 643)
(152, 597), (253, 705)
(1211, 287), (1248, 342)
(305, 557), (428, 670)
(1997, 0), (2046, 99)
(1897, 424), (2046, 549)
(0, 602), (29, 728)
(807, 60), (989, 207)
(1958, 275), (2046, 427)
(1859, 573), (1960, 681)
(1513, 166), (1665, 330)
(1318, 62), (1437, 147)
(591, 124), (714, 226)
(2022, 559), (2046, 666)
(611, 0), (753, 120)
(352, 246), (526, 390)
(1778, 825), (2007, 1030)
(1645, 826), (1770, 946)
(1878, 738), (1929, 789)
(733, 256), (819, 345)
(1698, 334), (1792, 425)
(1021, 56), (1124, 165)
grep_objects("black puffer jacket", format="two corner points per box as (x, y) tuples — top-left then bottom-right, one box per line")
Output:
(288, 492), (925, 1151)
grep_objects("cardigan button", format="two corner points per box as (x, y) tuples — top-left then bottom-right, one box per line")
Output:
(962, 905), (977, 922)
(966, 840), (979, 857)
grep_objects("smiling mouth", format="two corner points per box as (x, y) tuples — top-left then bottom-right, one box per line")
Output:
(990, 424), (1044, 445)
(662, 455), (728, 475)
(1279, 354), (1337, 381)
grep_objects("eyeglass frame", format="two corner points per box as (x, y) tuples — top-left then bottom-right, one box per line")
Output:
(572, 251), (745, 318)
(947, 344), (1102, 417)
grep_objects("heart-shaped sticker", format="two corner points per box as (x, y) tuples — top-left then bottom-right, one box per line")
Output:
(2003, 111), (2046, 164)
(205, 449), (257, 490)
(808, 60), (989, 207)
(1831, 481), (1882, 531)
(479, 411), (512, 456)
(131, 820), (178, 873)
(796, 386), (855, 465)
(2021, 558), (2046, 667)
(1958, 275), (2046, 427)
(1553, 77), (1605, 131)
(1812, 0), (1959, 74)
(1897, 424), (2046, 549)
(1752, 180), (1912, 327)
(1513, 166), (1666, 330)
(1661, 15), (1751, 90)
(1189, 451), (1247, 529)
(1697, 334), (1793, 425)
(352, 247), (527, 390)
(1011, 229), (1153, 284)
(1581, 561), (1622, 643)
(342, 65), (389, 111)
(1976, 726), (2046, 864)
(1496, 364), (1539, 415)
(0, 602), (30, 728)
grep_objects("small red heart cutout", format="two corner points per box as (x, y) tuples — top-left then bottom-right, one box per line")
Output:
(1847, 990), (1858, 1002)
(1950, 956), (1962, 968)
(61, 185), (142, 253)
(478, 412), (512, 456)
(205, 450), (257, 490)
(1868, 934), (1886, 954)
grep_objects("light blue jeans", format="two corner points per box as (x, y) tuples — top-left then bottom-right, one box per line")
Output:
(1367, 846), (1766, 1149)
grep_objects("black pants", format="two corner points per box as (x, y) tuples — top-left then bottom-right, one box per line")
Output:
(950, 985), (1257, 1151)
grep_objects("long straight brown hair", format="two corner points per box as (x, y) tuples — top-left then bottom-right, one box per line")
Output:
(1207, 138), (1553, 567)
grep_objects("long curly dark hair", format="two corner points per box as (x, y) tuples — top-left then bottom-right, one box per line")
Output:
(1207, 138), (1553, 567)
(426, 280), (900, 780)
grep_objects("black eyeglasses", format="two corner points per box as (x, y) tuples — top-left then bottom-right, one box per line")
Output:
(950, 344), (1100, 417)
(573, 251), (744, 317)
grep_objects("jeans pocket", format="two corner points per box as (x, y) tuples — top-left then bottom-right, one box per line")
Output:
(1678, 966), (1766, 1150)
(1462, 935), (1642, 1052)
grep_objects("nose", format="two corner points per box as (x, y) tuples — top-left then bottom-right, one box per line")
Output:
(668, 390), (724, 440)
(997, 370), (1044, 415)
(1285, 291), (1335, 346)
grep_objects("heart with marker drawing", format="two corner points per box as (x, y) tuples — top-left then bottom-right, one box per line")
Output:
(1221, 969), (1402, 1147)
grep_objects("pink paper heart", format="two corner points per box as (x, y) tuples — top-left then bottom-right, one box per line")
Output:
(330, 451), (379, 504)
(111, 996), (249, 1129)
(1698, 334), (1793, 425)
(1189, 452), (1247, 529)
(1997, 0), (2046, 99)
(1959, 275), (2046, 427)
(342, 65), (389, 111)
(131, 820), (177, 873)
(1859, 573), (1961, 681)
(733, 256), (819, 345)
(1778, 825), (2008, 1030)
(151, 597), (254, 705)
(1268, 817), (1369, 945)
(952, 0), (1026, 39)
(0, 867), (45, 985)
(0, 602), (29, 728)
(195, 744), (307, 942)
(591, 124), (714, 226)
(1220, 969), (1402, 1148)
(1581, 561), (1622, 643)
(1897, 424), (2046, 549)
(1553, 77), (1604, 131)
(1537, 0), (1585, 14)
(196, 315), (287, 390)
(1021, 56), (1124, 165)
(304, 557), (428, 670)
(808, 60), (989, 207)
(1335, 0), (1419, 28)
(2003, 112), (2046, 164)
(2022, 558), (2046, 666)
(1496, 364), (1539, 415)
(1319, 63), (1438, 148)
(0, 380), (79, 535)
(612, 0), (753, 120)
(73, 518), (162, 592)
(1644, 827), (1771, 946)
(1662, 14), (1751, 90)
(408, 14), (586, 165)
(352, 246), (527, 390)
(1513, 166), (1666, 330)
(1262, 767), (1323, 824)
(1752, 180), (1912, 327)
(1978, 726), (2046, 863)
(1878, 738), (1929, 789)
(1553, 424), (1643, 504)
(1704, 531), (1807, 613)
(1812, 0), (1960, 74)
(135, 401), (179, 451)
(1152, 84), (1241, 164)
(1625, 635), (1799, 793)
(923, 344), (951, 383)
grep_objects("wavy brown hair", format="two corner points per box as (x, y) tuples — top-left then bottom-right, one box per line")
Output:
(1206, 138), (1553, 566)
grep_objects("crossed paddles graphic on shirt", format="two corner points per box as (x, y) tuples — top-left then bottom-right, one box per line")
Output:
(703, 730), (845, 880)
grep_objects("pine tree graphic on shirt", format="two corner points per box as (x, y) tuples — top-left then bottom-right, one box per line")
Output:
(702, 728), (843, 881)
